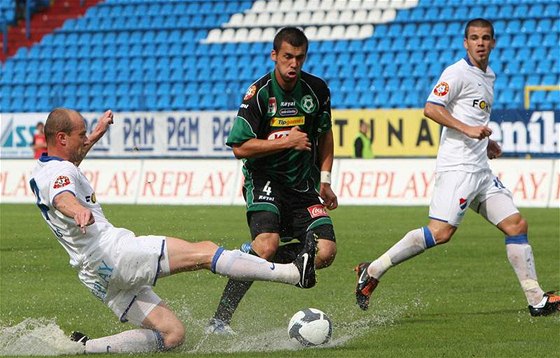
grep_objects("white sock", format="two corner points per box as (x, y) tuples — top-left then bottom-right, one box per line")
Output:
(211, 248), (299, 285)
(368, 227), (433, 280)
(505, 234), (545, 306)
(85, 329), (164, 353)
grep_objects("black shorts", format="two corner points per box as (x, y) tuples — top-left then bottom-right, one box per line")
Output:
(243, 177), (335, 241)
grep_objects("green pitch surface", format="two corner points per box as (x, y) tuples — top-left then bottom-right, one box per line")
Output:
(1, 204), (559, 357)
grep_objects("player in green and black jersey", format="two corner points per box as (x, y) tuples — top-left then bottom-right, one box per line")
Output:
(207, 27), (339, 334)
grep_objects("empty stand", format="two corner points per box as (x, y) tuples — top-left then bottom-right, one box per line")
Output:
(0, 0), (558, 112)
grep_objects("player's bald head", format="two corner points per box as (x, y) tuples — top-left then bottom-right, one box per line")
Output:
(44, 108), (81, 144)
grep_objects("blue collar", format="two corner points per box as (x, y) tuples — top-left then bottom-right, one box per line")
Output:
(39, 153), (64, 162)
(463, 54), (475, 67)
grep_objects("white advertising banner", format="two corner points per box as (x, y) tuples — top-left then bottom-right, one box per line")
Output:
(1, 159), (558, 208)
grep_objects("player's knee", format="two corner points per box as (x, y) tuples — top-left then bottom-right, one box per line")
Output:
(498, 214), (528, 236)
(252, 233), (280, 259)
(162, 324), (185, 350)
(508, 216), (528, 236)
(316, 239), (336, 269)
(429, 226), (454, 244)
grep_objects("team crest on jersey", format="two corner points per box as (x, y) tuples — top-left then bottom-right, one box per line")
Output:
(459, 197), (468, 210)
(307, 204), (329, 218)
(433, 82), (449, 96)
(268, 97), (277, 115)
(244, 85), (257, 100)
(53, 175), (71, 189)
(301, 95), (316, 113)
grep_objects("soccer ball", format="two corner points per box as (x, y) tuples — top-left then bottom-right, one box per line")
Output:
(288, 308), (332, 347)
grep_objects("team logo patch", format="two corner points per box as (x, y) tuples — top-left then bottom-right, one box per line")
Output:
(307, 204), (329, 218)
(53, 175), (71, 189)
(433, 82), (449, 97)
(301, 95), (316, 113)
(244, 85), (257, 100)
(268, 97), (277, 115)
(459, 198), (468, 210)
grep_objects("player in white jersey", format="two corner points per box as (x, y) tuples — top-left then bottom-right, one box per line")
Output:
(354, 18), (559, 316)
(29, 108), (317, 353)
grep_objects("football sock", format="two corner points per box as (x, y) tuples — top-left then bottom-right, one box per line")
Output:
(213, 279), (254, 324)
(211, 242), (302, 323)
(505, 235), (545, 306)
(211, 248), (299, 285)
(368, 227), (434, 279)
(85, 329), (164, 353)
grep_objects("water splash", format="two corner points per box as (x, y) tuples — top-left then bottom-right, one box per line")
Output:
(0, 318), (84, 356)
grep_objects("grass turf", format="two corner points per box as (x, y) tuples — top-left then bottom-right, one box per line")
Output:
(1, 204), (559, 357)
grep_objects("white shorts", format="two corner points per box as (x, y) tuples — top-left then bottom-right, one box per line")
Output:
(78, 229), (171, 324)
(429, 169), (518, 227)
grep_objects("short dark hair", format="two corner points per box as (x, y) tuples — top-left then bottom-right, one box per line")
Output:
(44, 108), (76, 143)
(464, 18), (494, 39)
(273, 27), (308, 52)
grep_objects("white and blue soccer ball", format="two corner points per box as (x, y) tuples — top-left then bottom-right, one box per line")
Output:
(288, 308), (332, 347)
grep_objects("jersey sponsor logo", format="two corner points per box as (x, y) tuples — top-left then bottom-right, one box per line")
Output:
(280, 108), (298, 116)
(459, 197), (468, 210)
(270, 116), (305, 127)
(267, 129), (291, 140)
(472, 99), (490, 113)
(53, 175), (71, 189)
(281, 101), (296, 107)
(301, 95), (316, 113)
(244, 85), (257, 100)
(86, 193), (97, 203)
(433, 82), (449, 96)
(268, 97), (277, 115)
(239, 103), (249, 109)
(307, 204), (329, 218)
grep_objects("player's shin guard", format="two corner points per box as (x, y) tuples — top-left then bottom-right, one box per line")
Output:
(368, 227), (432, 279)
(505, 234), (545, 306)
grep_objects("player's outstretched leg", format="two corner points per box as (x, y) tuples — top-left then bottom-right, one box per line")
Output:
(294, 231), (317, 288)
(528, 291), (560, 316)
(354, 262), (379, 311)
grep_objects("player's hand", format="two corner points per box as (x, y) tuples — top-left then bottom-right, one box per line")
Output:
(320, 184), (338, 210)
(487, 139), (502, 159)
(74, 208), (95, 234)
(464, 125), (492, 140)
(99, 110), (114, 129)
(287, 126), (311, 151)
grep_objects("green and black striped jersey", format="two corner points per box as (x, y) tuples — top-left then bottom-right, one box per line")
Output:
(227, 70), (332, 189)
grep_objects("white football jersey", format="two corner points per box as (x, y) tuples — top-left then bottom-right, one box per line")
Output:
(30, 155), (114, 268)
(427, 56), (495, 172)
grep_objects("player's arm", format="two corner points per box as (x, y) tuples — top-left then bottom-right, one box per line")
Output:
(318, 129), (338, 210)
(424, 102), (492, 140)
(232, 126), (311, 159)
(53, 192), (94, 233)
(80, 110), (114, 162)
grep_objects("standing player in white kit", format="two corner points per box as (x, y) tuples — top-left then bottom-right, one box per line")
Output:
(354, 18), (559, 317)
(29, 108), (316, 353)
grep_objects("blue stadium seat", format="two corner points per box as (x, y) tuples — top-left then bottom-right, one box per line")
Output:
(543, 3), (559, 17)
(535, 19), (551, 33)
